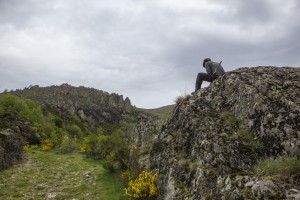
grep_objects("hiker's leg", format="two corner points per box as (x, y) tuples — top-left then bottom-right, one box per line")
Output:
(195, 73), (217, 91)
(201, 73), (217, 82)
(195, 73), (205, 91)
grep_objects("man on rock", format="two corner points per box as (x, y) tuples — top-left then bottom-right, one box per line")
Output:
(195, 58), (225, 92)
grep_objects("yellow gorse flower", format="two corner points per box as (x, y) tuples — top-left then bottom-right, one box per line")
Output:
(80, 144), (88, 153)
(124, 170), (159, 199)
(41, 139), (54, 151)
(23, 144), (30, 152)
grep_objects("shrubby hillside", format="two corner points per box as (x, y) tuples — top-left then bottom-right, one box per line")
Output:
(0, 84), (134, 170)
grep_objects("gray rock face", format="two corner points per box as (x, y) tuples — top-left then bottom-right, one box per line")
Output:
(129, 113), (162, 167)
(149, 67), (300, 199)
(0, 129), (23, 170)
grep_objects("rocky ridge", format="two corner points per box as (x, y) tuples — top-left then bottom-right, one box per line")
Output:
(148, 66), (300, 199)
(11, 84), (132, 124)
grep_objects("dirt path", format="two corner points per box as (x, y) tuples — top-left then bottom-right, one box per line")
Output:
(0, 150), (124, 200)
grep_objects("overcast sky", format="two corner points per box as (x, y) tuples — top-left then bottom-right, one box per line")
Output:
(0, 0), (299, 108)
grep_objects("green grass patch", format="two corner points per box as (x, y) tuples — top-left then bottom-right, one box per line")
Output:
(254, 156), (300, 185)
(0, 150), (125, 200)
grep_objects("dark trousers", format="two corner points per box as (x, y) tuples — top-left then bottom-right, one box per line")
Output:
(195, 73), (218, 91)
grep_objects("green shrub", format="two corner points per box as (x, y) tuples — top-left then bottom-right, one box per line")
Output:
(83, 128), (129, 162)
(0, 94), (43, 128)
(53, 117), (63, 128)
(66, 124), (83, 138)
(122, 114), (136, 123)
(103, 160), (119, 174)
(0, 94), (58, 144)
(59, 135), (79, 153)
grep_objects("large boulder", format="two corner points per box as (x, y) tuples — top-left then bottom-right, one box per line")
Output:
(149, 67), (300, 199)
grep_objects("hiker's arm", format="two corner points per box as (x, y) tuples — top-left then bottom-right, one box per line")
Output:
(205, 63), (212, 75)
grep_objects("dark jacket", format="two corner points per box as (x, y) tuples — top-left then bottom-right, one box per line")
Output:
(204, 61), (225, 76)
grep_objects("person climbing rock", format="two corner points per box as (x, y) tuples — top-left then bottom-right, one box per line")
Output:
(195, 58), (225, 92)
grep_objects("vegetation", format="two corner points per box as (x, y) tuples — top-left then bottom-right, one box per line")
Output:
(0, 94), (44, 128)
(0, 150), (125, 199)
(124, 170), (159, 200)
(0, 94), (132, 197)
(0, 91), (165, 199)
(137, 105), (175, 120)
(254, 156), (300, 185)
(220, 111), (238, 128)
(229, 128), (264, 153)
(0, 94), (129, 160)
(175, 94), (191, 105)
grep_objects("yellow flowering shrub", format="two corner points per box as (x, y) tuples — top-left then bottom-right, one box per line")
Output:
(41, 139), (54, 151)
(23, 144), (30, 152)
(24, 144), (40, 152)
(79, 144), (88, 153)
(30, 145), (39, 150)
(124, 171), (159, 200)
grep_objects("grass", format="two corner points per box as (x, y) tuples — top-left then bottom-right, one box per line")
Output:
(254, 156), (300, 185)
(0, 150), (125, 200)
(175, 95), (191, 105)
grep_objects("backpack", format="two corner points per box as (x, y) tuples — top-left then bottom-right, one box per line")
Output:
(213, 61), (222, 75)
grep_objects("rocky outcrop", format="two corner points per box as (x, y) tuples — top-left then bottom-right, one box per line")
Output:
(149, 67), (300, 199)
(128, 113), (161, 166)
(0, 129), (23, 170)
(127, 105), (175, 168)
(11, 84), (133, 124)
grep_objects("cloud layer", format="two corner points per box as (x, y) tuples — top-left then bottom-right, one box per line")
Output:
(1, 0), (299, 108)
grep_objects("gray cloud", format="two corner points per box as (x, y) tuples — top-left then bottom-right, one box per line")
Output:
(0, 0), (299, 108)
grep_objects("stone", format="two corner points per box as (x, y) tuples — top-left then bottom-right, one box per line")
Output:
(146, 67), (300, 199)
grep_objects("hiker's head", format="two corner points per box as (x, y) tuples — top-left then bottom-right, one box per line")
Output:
(203, 58), (211, 68)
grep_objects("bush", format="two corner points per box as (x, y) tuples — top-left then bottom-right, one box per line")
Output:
(103, 160), (119, 174)
(66, 124), (83, 138)
(83, 128), (128, 162)
(80, 144), (88, 153)
(23, 144), (30, 152)
(124, 171), (159, 200)
(59, 135), (79, 153)
(0, 94), (57, 144)
(41, 139), (54, 151)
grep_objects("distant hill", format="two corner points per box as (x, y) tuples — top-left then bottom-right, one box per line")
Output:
(10, 84), (132, 124)
(137, 104), (175, 120)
